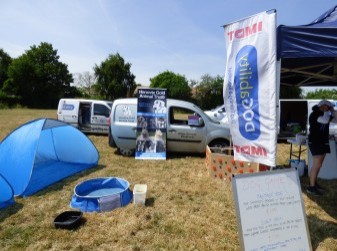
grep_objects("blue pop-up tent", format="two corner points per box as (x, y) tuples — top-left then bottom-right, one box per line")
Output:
(0, 118), (99, 200)
(277, 5), (337, 87)
(0, 173), (14, 209)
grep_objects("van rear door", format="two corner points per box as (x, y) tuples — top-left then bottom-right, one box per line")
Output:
(58, 99), (79, 126)
(278, 100), (308, 139)
(111, 103), (138, 149)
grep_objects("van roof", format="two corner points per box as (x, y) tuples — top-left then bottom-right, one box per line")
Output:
(60, 98), (112, 103)
(112, 98), (204, 113)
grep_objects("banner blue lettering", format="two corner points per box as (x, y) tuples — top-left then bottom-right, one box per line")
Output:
(234, 45), (260, 140)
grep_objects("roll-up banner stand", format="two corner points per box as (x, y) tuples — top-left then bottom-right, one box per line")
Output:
(136, 88), (167, 160)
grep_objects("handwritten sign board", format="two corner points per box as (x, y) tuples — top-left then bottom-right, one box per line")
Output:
(232, 168), (312, 251)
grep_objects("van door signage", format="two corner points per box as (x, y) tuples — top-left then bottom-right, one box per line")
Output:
(62, 104), (74, 111)
(118, 105), (136, 122)
(177, 132), (197, 140)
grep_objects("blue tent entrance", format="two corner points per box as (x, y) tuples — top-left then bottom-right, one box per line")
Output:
(0, 174), (14, 209)
(0, 118), (99, 199)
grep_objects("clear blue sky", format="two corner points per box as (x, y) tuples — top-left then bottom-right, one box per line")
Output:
(1, 0), (336, 86)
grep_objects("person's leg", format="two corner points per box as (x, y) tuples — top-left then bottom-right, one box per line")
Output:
(309, 154), (326, 187)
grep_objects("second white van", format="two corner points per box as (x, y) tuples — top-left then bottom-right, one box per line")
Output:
(57, 98), (112, 134)
(206, 99), (337, 140)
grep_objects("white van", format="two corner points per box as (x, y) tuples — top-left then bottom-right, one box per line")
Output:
(277, 99), (337, 139)
(57, 98), (112, 134)
(204, 104), (228, 124)
(206, 99), (337, 140)
(108, 98), (231, 156)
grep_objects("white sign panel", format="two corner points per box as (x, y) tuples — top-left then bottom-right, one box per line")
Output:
(232, 169), (312, 251)
(223, 11), (277, 166)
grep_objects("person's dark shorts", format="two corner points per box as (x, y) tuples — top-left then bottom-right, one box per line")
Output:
(309, 143), (331, 156)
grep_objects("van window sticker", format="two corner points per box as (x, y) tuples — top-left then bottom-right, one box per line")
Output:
(115, 104), (137, 123)
(62, 104), (75, 111)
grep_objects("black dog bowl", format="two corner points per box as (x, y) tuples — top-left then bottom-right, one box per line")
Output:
(53, 211), (84, 229)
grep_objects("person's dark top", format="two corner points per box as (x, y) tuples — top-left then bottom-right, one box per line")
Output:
(308, 105), (330, 145)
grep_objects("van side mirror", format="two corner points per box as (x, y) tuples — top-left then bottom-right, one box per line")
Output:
(198, 117), (204, 126)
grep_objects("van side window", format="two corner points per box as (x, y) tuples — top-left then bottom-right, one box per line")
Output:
(94, 104), (110, 117)
(169, 107), (203, 127)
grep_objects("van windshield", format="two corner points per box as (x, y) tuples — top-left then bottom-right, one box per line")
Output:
(198, 110), (220, 124)
(205, 113), (221, 124)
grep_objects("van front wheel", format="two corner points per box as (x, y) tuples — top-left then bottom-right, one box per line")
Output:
(209, 139), (229, 149)
(118, 148), (135, 157)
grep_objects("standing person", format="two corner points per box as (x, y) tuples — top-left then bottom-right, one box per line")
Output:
(307, 100), (337, 196)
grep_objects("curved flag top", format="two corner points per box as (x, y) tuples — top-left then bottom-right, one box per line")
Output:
(223, 11), (277, 167)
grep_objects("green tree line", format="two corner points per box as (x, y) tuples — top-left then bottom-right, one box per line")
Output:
(1, 42), (336, 109)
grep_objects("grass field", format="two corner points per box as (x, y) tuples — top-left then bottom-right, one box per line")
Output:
(1, 109), (337, 250)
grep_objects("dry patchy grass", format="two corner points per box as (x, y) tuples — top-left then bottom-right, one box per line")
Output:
(0, 109), (337, 250)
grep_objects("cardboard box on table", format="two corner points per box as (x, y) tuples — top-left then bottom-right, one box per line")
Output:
(205, 146), (270, 183)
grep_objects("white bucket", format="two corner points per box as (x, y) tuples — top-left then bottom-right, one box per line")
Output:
(289, 159), (299, 168)
(133, 184), (147, 205)
(297, 160), (306, 177)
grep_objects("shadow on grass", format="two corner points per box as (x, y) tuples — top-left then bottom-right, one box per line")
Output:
(166, 152), (205, 159)
(145, 197), (155, 207)
(301, 176), (337, 220)
(300, 175), (337, 249)
(1, 166), (105, 221)
(307, 215), (337, 250)
(112, 149), (205, 160)
(84, 133), (108, 137)
(29, 164), (106, 197)
(0, 202), (23, 223)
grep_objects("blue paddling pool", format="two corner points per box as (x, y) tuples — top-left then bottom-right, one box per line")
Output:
(70, 177), (132, 212)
